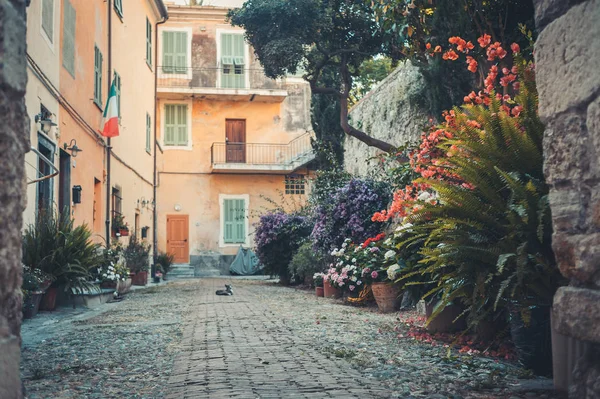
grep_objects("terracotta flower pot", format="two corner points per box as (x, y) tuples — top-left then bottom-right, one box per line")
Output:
(132, 271), (148, 286)
(100, 281), (117, 289)
(119, 229), (129, 237)
(323, 281), (342, 299)
(315, 286), (324, 297)
(371, 282), (401, 313)
(23, 292), (44, 319)
(39, 286), (58, 311)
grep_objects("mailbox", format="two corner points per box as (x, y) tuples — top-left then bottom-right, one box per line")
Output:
(72, 185), (82, 204)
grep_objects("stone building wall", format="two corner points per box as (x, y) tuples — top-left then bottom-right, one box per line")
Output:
(344, 62), (428, 176)
(0, 0), (29, 398)
(534, 0), (600, 397)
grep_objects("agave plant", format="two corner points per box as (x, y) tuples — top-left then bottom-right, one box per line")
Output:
(22, 210), (102, 295)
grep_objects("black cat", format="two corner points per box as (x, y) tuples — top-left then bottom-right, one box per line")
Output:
(216, 284), (233, 296)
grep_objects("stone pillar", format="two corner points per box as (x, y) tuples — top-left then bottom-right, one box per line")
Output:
(0, 0), (29, 398)
(534, 0), (600, 397)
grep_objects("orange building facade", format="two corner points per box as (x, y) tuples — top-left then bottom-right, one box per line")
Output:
(156, 4), (314, 275)
(24, 0), (168, 254)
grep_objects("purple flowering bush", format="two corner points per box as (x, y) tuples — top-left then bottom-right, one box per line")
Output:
(311, 178), (390, 257)
(254, 211), (313, 285)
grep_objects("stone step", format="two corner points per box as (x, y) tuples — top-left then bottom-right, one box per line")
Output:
(168, 264), (196, 279)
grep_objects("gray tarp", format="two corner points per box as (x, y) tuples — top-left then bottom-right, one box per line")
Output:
(229, 246), (263, 275)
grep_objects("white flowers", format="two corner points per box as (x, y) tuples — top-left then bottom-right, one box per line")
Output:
(331, 247), (345, 257)
(417, 191), (432, 202)
(384, 250), (396, 260)
(352, 258), (357, 263)
(395, 223), (413, 232)
(387, 264), (402, 280)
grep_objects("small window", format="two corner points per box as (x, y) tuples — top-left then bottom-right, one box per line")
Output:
(41, 0), (54, 43)
(111, 186), (123, 223)
(164, 104), (188, 146)
(114, 0), (123, 18)
(62, 0), (76, 77)
(220, 33), (245, 88)
(285, 175), (306, 195)
(113, 71), (121, 119)
(162, 31), (188, 74)
(146, 18), (152, 68)
(93, 45), (103, 107)
(146, 113), (152, 153)
(223, 198), (246, 244)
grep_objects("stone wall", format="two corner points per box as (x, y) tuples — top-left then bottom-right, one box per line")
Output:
(344, 62), (428, 176)
(534, 0), (600, 397)
(0, 0), (29, 398)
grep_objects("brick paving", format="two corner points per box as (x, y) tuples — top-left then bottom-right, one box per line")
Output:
(166, 278), (392, 398)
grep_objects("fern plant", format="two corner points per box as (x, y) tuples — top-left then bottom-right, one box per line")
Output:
(396, 53), (565, 328)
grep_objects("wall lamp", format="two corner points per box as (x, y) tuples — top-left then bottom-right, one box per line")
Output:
(34, 112), (57, 135)
(63, 139), (83, 157)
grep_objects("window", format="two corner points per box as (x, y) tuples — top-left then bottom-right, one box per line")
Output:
(93, 45), (103, 107)
(113, 71), (121, 119)
(62, 0), (76, 77)
(37, 133), (55, 216)
(164, 104), (188, 146)
(114, 0), (123, 18)
(146, 18), (152, 68)
(146, 113), (151, 153)
(285, 175), (306, 195)
(220, 33), (245, 88)
(41, 0), (54, 43)
(223, 198), (246, 244)
(162, 31), (188, 74)
(111, 186), (122, 221)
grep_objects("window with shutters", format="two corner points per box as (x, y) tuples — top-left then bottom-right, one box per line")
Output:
(163, 104), (188, 146)
(222, 198), (247, 244)
(220, 33), (246, 89)
(113, 71), (121, 120)
(41, 0), (54, 44)
(146, 18), (152, 68)
(146, 113), (152, 153)
(62, 0), (76, 77)
(114, 0), (123, 19)
(162, 31), (188, 74)
(93, 45), (103, 107)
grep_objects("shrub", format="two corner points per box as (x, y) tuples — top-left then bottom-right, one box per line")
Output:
(311, 178), (391, 257)
(254, 212), (312, 285)
(92, 242), (129, 283)
(288, 241), (324, 284)
(156, 251), (176, 275)
(123, 235), (151, 274)
(22, 211), (101, 294)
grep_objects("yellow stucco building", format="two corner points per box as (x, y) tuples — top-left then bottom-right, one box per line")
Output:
(156, 4), (314, 276)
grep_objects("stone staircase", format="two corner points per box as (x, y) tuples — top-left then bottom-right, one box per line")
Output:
(167, 264), (196, 279)
(194, 254), (224, 277)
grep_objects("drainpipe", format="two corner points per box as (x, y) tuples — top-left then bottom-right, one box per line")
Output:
(153, 8), (169, 270)
(105, 0), (113, 243)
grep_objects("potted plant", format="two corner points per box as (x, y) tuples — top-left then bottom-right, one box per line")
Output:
(313, 272), (324, 297)
(124, 235), (151, 286)
(21, 265), (52, 319)
(153, 271), (162, 283)
(93, 244), (130, 291)
(112, 214), (129, 237)
(155, 251), (175, 280)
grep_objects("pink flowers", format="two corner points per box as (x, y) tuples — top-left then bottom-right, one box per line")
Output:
(349, 285), (355, 291)
(371, 271), (379, 279)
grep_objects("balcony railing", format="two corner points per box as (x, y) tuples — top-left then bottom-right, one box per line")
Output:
(157, 66), (286, 91)
(211, 132), (315, 173)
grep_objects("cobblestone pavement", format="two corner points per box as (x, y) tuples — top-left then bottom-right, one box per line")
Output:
(21, 279), (562, 399)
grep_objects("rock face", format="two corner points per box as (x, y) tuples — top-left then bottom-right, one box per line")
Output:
(534, 0), (600, 396)
(0, 0), (29, 398)
(344, 62), (428, 176)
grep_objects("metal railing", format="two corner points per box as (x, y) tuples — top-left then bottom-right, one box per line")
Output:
(157, 66), (285, 91)
(211, 132), (314, 167)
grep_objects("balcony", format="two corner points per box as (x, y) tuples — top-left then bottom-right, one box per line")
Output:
(157, 66), (288, 102)
(211, 132), (315, 174)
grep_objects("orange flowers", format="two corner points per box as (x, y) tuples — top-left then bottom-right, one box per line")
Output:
(510, 43), (520, 54)
(486, 42), (507, 61)
(466, 56), (478, 73)
(477, 34), (491, 48)
(426, 42), (431, 50)
(442, 49), (459, 61)
(448, 36), (474, 53)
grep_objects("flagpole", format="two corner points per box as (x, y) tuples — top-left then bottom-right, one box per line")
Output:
(105, 0), (112, 243)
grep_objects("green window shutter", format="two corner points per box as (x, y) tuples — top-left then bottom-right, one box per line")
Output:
(176, 104), (188, 145)
(62, 0), (76, 77)
(114, 0), (123, 18)
(221, 33), (245, 89)
(162, 31), (174, 73)
(146, 113), (151, 152)
(162, 31), (187, 74)
(175, 32), (187, 74)
(146, 18), (152, 67)
(223, 199), (245, 244)
(93, 46), (102, 106)
(164, 104), (175, 145)
(42, 0), (54, 42)
(164, 104), (187, 146)
(232, 34), (245, 65)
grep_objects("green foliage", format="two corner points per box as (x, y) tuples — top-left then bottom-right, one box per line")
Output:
(22, 211), (102, 294)
(288, 241), (325, 284)
(307, 167), (352, 212)
(123, 235), (151, 274)
(156, 251), (176, 275)
(350, 57), (393, 105)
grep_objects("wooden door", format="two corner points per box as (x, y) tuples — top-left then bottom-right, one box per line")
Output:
(225, 119), (246, 163)
(167, 215), (189, 263)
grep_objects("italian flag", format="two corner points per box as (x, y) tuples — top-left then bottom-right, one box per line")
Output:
(101, 80), (119, 138)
